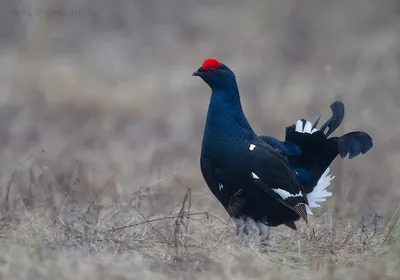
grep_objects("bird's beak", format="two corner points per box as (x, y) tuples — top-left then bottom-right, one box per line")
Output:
(192, 70), (201, 77)
(192, 67), (204, 77)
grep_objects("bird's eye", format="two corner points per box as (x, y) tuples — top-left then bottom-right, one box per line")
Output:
(209, 68), (216, 72)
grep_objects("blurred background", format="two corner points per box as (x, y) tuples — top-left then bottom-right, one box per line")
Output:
(0, 0), (399, 222)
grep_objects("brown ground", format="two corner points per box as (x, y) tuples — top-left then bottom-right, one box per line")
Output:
(0, 0), (399, 279)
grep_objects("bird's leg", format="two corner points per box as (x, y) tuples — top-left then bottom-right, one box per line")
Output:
(257, 222), (270, 247)
(232, 217), (251, 247)
(233, 217), (247, 237)
(233, 217), (271, 247)
(257, 223), (269, 239)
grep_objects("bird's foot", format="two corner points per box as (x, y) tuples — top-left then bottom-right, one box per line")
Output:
(259, 234), (270, 251)
(233, 217), (269, 247)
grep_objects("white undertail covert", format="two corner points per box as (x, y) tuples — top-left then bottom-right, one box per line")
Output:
(295, 119), (334, 215)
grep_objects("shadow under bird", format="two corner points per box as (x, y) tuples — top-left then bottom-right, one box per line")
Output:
(193, 57), (373, 239)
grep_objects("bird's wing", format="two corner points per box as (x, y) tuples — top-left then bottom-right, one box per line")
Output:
(246, 141), (309, 222)
(259, 136), (301, 157)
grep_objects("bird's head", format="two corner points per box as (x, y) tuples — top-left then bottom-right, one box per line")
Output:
(192, 58), (237, 91)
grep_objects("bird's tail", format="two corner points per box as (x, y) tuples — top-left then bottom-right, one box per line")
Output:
(285, 101), (373, 214)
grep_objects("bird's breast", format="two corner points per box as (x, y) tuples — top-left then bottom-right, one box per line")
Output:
(201, 141), (250, 177)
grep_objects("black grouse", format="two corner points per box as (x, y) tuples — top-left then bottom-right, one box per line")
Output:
(193, 57), (373, 238)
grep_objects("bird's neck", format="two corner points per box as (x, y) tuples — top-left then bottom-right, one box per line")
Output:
(204, 87), (254, 138)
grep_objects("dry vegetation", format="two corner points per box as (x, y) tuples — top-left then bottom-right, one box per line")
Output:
(0, 0), (399, 279)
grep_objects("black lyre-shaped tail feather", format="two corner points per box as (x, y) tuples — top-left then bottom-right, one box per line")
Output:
(319, 101), (345, 137)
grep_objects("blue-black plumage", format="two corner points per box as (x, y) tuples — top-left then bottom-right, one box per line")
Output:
(193, 58), (373, 239)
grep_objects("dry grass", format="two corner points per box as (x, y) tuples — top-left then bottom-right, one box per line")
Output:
(0, 177), (398, 279)
(0, 0), (399, 278)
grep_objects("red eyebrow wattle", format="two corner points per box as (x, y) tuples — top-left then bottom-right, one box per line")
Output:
(202, 58), (220, 70)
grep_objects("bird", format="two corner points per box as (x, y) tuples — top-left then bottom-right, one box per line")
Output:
(192, 57), (373, 240)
